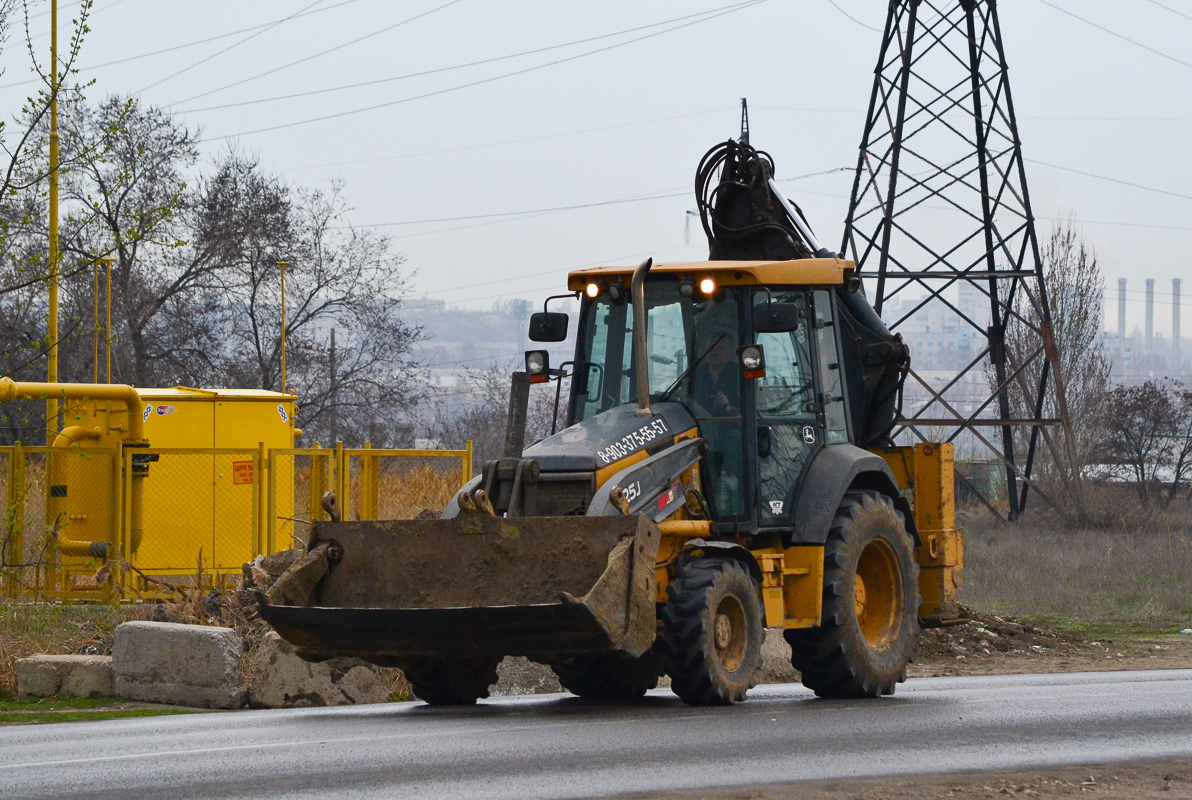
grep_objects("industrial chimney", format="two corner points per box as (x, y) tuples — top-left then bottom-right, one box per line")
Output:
(1118, 278), (1127, 341)
(1146, 279), (1155, 352)
(1175, 278), (1182, 363)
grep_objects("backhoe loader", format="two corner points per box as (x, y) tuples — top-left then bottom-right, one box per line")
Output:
(259, 136), (963, 706)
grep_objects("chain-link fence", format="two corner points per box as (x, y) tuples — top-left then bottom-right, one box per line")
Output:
(1, 442), (471, 602)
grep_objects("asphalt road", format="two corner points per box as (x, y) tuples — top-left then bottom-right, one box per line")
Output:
(3, 670), (1191, 800)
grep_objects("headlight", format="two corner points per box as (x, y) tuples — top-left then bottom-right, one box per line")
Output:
(699, 277), (716, 295)
(585, 281), (601, 298)
(738, 344), (766, 379)
(525, 350), (548, 374)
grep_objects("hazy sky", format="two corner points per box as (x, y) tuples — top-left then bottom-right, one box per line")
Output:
(3, 0), (1190, 338)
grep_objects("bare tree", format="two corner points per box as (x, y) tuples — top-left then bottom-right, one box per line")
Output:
(998, 221), (1111, 516)
(1096, 379), (1192, 506)
(211, 178), (424, 446)
(427, 361), (565, 467)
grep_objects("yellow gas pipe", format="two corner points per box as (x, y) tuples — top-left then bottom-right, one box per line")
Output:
(0, 378), (147, 557)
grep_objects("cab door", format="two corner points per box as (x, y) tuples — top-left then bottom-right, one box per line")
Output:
(753, 291), (820, 527)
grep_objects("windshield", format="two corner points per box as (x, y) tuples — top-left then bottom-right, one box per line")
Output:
(571, 279), (741, 423)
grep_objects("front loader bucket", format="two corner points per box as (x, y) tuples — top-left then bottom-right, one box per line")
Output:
(257, 514), (661, 664)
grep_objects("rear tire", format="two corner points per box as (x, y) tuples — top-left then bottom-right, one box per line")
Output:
(785, 490), (918, 698)
(403, 655), (500, 706)
(550, 652), (663, 699)
(660, 558), (763, 706)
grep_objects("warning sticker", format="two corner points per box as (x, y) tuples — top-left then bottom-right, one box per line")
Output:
(232, 461), (254, 485)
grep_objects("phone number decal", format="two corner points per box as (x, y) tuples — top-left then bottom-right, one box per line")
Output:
(597, 418), (670, 464)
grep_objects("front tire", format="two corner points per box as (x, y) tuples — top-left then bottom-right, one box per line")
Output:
(660, 558), (763, 705)
(785, 490), (919, 698)
(550, 652), (663, 699)
(402, 655), (500, 706)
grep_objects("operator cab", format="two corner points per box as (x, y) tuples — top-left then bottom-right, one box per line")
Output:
(543, 259), (855, 533)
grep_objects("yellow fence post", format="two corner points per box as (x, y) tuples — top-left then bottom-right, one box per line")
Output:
(309, 443), (326, 524)
(122, 446), (136, 594)
(266, 446), (276, 555)
(253, 442), (265, 558)
(42, 447), (58, 599)
(360, 441), (377, 520)
(335, 440), (348, 520)
(463, 439), (473, 484)
(104, 446), (120, 603)
(5, 442), (24, 598)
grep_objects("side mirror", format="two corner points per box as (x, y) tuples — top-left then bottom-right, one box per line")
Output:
(753, 302), (800, 333)
(528, 311), (568, 342)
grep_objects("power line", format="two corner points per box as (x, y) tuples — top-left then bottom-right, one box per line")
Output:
(1027, 158), (1192, 203)
(825, 0), (881, 32)
(757, 104), (1192, 123)
(0, 0), (366, 89)
(409, 249), (659, 300)
(1032, 0), (1192, 71)
(206, 0), (768, 140)
(1144, 0), (1192, 24)
(181, 1), (762, 115)
(173, 0), (463, 106)
(344, 167), (845, 230)
(279, 108), (732, 173)
(136, 0), (328, 94)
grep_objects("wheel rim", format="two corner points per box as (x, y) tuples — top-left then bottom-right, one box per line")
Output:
(853, 537), (903, 651)
(712, 594), (748, 673)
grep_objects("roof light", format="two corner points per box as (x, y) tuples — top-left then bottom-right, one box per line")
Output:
(585, 281), (601, 298)
(699, 277), (716, 295)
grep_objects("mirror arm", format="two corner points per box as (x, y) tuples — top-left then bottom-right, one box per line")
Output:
(543, 292), (580, 313)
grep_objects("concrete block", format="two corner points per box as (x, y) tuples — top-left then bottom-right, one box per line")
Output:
(756, 629), (800, 684)
(15, 655), (114, 699)
(113, 621), (246, 709)
(15, 659), (60, 698)
(489, 657), (563, 697)
(249, 632), (391, 708)
(484, 630), (798, 699)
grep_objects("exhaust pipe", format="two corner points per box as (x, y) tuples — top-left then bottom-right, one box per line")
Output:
(631, 258), (653, 419)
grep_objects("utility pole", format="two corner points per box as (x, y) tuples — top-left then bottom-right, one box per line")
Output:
(46, 0), (59, 443)
(329, 328), (338, 444)
(104, 257), (113, 382)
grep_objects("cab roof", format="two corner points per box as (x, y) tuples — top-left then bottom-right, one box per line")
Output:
(566, 258), (853, 291)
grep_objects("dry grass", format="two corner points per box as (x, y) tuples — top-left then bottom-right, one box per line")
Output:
(0, 602), (133, 694)
(377, 463), (460, 520)
(960, 511), (1192, 634)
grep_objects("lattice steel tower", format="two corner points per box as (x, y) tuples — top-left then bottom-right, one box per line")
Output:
(841, 0), (1082, 519)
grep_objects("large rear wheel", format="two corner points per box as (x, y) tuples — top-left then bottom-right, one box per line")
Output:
(785, 490), (918, 698)
(402, 655), (501, 705)
(660, 558), (763, 705)
(550, 652), (663, 699)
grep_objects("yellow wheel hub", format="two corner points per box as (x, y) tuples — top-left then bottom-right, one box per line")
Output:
(713, 595), (747, 673)
(854, 537), (903, 651)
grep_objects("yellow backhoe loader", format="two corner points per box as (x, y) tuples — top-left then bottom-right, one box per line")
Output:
(259, 135), (962, 706)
